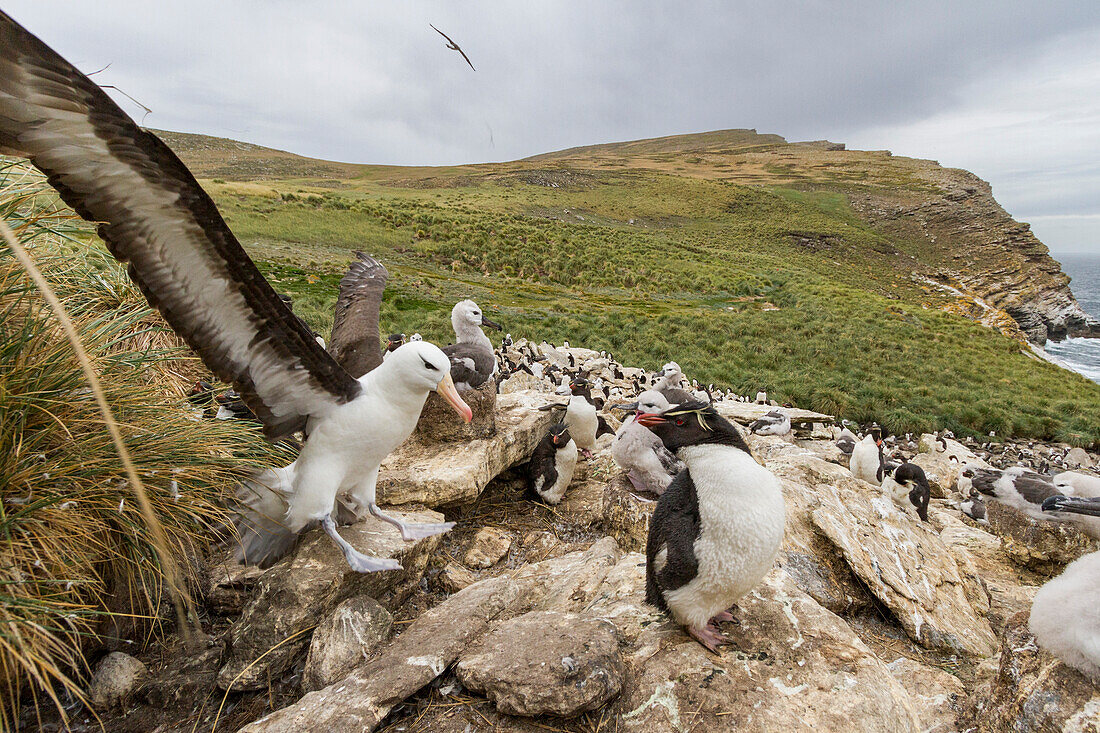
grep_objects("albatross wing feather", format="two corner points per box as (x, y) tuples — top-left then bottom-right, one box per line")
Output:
(0, 11), (359, 439)
(328, 251), (388, 379)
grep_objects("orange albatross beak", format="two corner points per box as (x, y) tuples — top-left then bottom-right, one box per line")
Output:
(436, 372), (473, 423)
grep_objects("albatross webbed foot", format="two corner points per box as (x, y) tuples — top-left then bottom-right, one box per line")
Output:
(322, 515), (402, 573)
(369, 504), (456, 541)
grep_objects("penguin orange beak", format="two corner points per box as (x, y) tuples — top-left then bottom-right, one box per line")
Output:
(436, 373), (473, 423)
(636, 412), (666, 428)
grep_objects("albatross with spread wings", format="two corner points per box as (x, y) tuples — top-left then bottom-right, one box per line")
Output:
(0, 11), (472, 572)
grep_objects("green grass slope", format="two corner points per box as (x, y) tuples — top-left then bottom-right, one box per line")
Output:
(120, 130), (1100, 445)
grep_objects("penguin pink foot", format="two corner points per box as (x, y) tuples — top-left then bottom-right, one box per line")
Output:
(581, 448), (594, 459)
(710, 610), (736, 624)
(688, 624), (730, 652)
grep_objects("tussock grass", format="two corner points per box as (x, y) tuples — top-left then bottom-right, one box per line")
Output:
(0, 163), (292, 729)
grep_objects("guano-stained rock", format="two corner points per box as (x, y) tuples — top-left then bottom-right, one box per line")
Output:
(811, 479), (998, 656)
(377, 390), (559, 506)
(985, 500), (1099, 573)
(217, 509), (443, 691)
(456, 611), (624, 717)
(302, 596), (393, 692)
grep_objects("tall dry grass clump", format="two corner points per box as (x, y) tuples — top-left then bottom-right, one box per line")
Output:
(0, 161), (293, 730)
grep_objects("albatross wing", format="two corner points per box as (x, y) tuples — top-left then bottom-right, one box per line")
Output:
(328, 251), (388, 379)
(0, 11), (360, 439)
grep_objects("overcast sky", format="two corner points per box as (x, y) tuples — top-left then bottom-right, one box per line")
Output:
(7, 1), (1100, 253)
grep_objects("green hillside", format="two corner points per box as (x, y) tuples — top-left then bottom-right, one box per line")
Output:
(87, 130), (1100, 444)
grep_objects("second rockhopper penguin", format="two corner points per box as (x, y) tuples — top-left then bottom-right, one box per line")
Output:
(528, 422), (578, 505)
(639, 400), (786, 651)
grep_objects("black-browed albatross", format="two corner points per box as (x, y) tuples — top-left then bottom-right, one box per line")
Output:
(0, 12), (473, 572)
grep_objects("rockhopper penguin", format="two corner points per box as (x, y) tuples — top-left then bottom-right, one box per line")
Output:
(640, 401), (786, 651)
(881, 462), (931, 522)
(527, 423), (578, 505)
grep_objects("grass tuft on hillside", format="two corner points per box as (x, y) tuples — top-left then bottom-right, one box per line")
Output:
(0, 163), (292, 730)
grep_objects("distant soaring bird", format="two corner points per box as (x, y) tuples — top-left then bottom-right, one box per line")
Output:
(430, 24), (476, 71)
(0, 13), (473, 572)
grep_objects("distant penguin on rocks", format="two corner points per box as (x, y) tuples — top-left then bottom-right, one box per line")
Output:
(502, 333), (513, 348)
(611, 391), (685, 495)
(640, 401), (785, 651)
(749, 408), (791, 436)
(850, 425), (885, 485)
(881, 462), (931, 522)
(528, 423), (578, 505)
(754, 391), (767, 404)
(835, 420), (858, 455)
(541, 377), (613, 458)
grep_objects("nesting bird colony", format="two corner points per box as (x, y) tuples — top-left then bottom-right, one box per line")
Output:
(1, 10), (1097, 731)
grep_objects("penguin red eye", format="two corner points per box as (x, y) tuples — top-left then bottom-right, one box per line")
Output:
(675, 418), (685, 426)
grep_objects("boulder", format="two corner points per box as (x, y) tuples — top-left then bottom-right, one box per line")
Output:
(499, 371), (549, 394)
(205, 560), (264, 615)
(969, 612), (1100, 732)
(985, 500), (1098, 573)
(416, 379), (497, 441)
(456, 611), (624, 717)
(243, 539), (928, 733)
(811, 478), (998, 656)
(217, 508), (443, 691)
(462, 527), (513, 568)
(303, 596), (393, 692)
(886, 657), (966, 733)
(1066, 447), (1096, 470)
(440, 562), (477, 593)
(557, 469), (654, 552)
(911, 452), (961, 498)
(377, 391), (559, 507)
(89, 652), (149, 711)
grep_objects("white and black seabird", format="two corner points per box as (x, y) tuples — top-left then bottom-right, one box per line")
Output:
(1030, 496), (1100, 679)
(835, 420), (858, 455)
(640, 401), (785, 651)
(0, 16), (474, 573)
(443, 299), (502, 390)
(850, 425), (885, 485)
(749, 408), (791, 436)
(610, 390), (685, 495)
(881, 462), (931, 522)
(1053, 471), (1100, 499)
(527, 422), (578, 505)
(969, 467), (1062, 522)
(540, 377), (614, 458)
(381, 333), (406, 360)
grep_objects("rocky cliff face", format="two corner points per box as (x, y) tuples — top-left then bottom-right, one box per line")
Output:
(849, 164), (1100, 344)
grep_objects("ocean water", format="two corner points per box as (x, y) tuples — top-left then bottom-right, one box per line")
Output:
(1043, 253), (1100, 384)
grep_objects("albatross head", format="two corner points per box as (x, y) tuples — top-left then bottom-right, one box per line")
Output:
(384, 342), (473, 422)
(453, 299), (502, 335)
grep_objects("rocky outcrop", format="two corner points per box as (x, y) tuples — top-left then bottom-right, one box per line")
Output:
(89, 652), (149, 711)
(985, 500), (1098, 572)
(217, 509), (443, 691)
(243, 539), (926, 733)
(969, 612), (1100, 732)
(302, 596), (393, 692)
(377, 390), (559, 506)
(848, 166), (1100, 344)
(456, 611), (624, 716)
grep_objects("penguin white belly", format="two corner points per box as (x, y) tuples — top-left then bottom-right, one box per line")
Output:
(663, 446), (785, 629)
(565, 396), (598, 450)
(539, 439), (577, 504)
(881, 475), (910, 510)
(850, 439), (881, 485)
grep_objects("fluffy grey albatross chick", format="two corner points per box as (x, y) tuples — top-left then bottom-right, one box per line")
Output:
(0, 15), (472, 572)
(611, 390), (684, 495)
(443, 299), (502, 390)
(1030, 496), (1100, 680)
